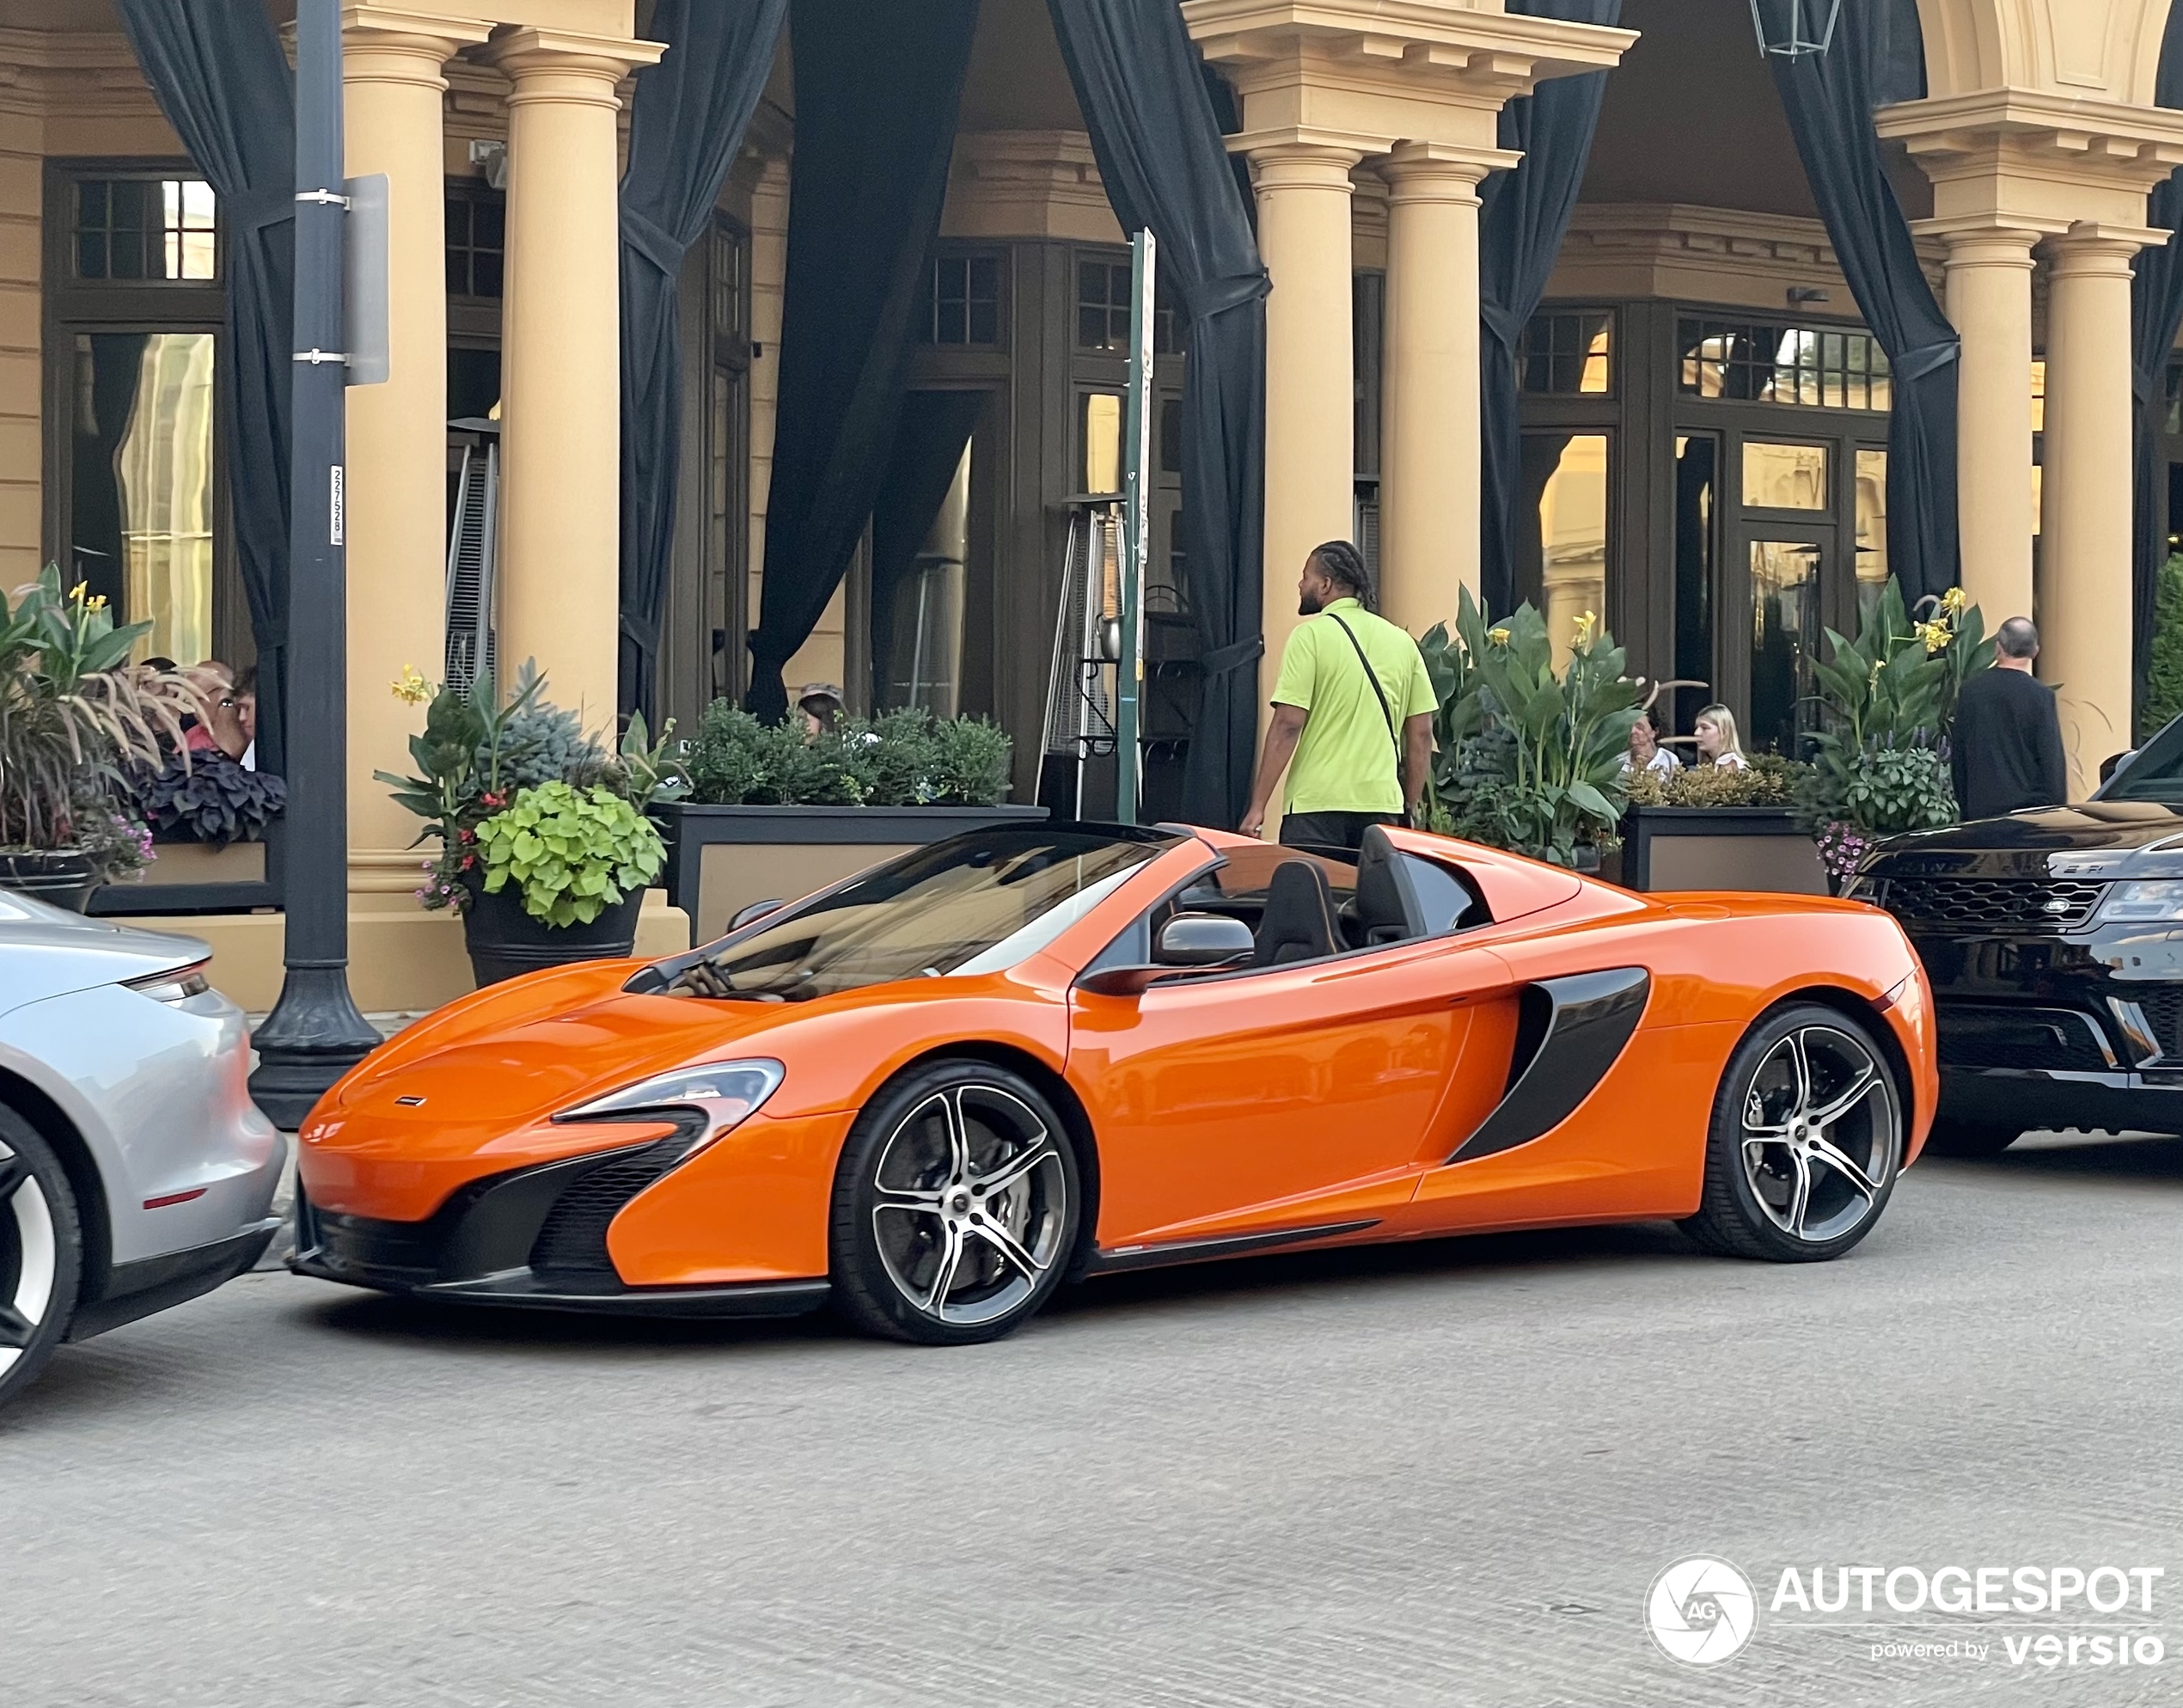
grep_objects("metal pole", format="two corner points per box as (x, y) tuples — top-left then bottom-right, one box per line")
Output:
(249, 0), (381, 1128)
(1116, 227), (1155, 824)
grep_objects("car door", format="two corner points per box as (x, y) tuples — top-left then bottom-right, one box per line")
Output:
(1067, 847), (1520, 1252)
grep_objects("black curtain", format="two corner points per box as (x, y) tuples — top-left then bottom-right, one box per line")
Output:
(1770, 0), (1959, 607)
(1046, 0), (1271, 827)
(1478, 0), (1622, 620)
(113, 0), (294, 771)
(618, 0), (788, 721)
(2131, 3), (2183, 723)
(744, 0), (981, 724)
(868, 389), (988, 709)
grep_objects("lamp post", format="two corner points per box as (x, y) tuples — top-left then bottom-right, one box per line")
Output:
(1748, 0), (1842, 57)
(248, 0), (382, 1129)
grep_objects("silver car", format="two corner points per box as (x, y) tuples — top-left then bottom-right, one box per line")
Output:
(0, 891), (283, 1410)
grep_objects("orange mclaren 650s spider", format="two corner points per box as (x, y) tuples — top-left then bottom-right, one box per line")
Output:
(293, 821), (1938, 1344)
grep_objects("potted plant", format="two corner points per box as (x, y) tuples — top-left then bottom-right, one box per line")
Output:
(1418, 591), (1642, 871)
(0, 568), (197, 911)
(1617, 751), (1830, 894)
(659, 701), (1043, 941)
(379, 663), (688, 985)
(1794, 580), (1994, 891)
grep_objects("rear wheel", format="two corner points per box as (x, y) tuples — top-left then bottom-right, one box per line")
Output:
(1921, 1117), (2022, 1158)
(0, 1109), (83, 1411)
(829, 1062), (1080, 1345)
(1681, 1005), (1903, 1263)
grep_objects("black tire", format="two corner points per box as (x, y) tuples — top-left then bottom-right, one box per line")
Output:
(1920, 1117), (2022, 1158)
(829, 1060), (1081, 1346)
(1681, 1003), (1904, 1264)
(0, 1107), (83, 1413)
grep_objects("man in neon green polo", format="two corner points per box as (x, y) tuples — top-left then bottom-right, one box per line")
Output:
(1238, 540), (1436, 849)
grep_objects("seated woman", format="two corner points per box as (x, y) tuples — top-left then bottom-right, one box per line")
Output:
(1622, 709), (1682, 780)
(1693, 703), (1750, 772)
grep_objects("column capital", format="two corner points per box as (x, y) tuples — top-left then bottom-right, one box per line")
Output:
(1916, 218), (2051, 266)
(1185, 0), (1631, 155)
(480, 24), (665, 94)
(1232, 127), (1373, 188)
(341, 7), (489, 86)
(1379, 139), (1520, 201)
(2042, 220), (2168, 276)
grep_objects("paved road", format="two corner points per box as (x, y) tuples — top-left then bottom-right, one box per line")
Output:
(6, 1131), (2181, 1708)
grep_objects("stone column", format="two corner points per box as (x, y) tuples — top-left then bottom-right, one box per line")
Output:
(1242, 137), (1362, 703)
(1379, 142), (1512, 633)
(480, 27), (663, 725)
(341, 9), (486, 895)
(2039, 223), (2155, 793)
(1931, 223), (2042, 626)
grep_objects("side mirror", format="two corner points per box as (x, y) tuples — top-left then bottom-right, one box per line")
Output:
(729, 898), (783, 931)
(1154, 912), (1256, 967)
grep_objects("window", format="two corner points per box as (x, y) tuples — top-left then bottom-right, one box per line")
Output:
(1674, 434), (1718, 734)
(445, 187), (504, 297)
(712, 223), (747, 341)
(1855, 449), (1889, 615)
(1519, 310), (1612, 395)
(1080, 390), (1122, 496)
(1742, 440), (1830, 511)
(1679, 317), (1891, 412)
(1520, 434), (1611, 669)
(1750, 540), (1824, 755)
(1077, 257), (1179, 355)
(920, 253), (1001, 347)
(73, 178), (216, 281)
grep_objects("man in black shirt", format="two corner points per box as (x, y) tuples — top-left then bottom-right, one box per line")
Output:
(1952, 616), (2068, 818)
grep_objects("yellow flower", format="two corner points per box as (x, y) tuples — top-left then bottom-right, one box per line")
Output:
(1941, 585), (1969, 615)
(1917, 620), (1953, 652)
(1487, 627), (1512, 646)
(1573, 610), (1598, 645)
(69, 580), (87, 603)
(83, 592), (107, 614)
(390, 664), (431, 706)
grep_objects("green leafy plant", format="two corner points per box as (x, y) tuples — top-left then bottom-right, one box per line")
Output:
(2143, 553), (2183, 740)
(473, 781), (665, 927)
(1624, 756), (1806, 808)
(925, 715), (1012, 805)
(1416, 591), (1642, 868)
(612, 710), (691, 812)
(686, 701), (1012, 808)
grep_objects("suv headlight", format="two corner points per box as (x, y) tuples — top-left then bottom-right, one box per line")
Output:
(123, 961), (211, 1005)
(2097, 881), (2183, 923)
(1841, 871), (1880, 903)
(555, 1058), (785, 1149)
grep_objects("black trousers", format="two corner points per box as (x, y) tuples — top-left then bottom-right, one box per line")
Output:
(1279, 811), (1403, 852)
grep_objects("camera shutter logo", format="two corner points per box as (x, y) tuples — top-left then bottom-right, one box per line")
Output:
(1646, 1557), (1758, 1665)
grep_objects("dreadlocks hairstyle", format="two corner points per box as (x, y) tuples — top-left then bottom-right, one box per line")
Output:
(1309, 539), (1377, 612)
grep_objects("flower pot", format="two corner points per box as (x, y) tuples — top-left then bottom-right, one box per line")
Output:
(0, 848), (101, 914)
(460, 879), (646, 987)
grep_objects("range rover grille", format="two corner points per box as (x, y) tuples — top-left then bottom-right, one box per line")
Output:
(1880, 876), (2107, 933)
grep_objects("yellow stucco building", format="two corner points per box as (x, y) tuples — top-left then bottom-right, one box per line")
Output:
(3, 0), (2182, 1013)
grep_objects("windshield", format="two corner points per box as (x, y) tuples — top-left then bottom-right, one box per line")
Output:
(2100, 718), (2183, 803)
(658, 827), (1177, 1002)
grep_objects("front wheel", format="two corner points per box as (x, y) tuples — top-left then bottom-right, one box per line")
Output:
(829, 1062), (1081, 1345)
(1681, 1005), (1904, 1263)
(0, 1109), (83, 1411)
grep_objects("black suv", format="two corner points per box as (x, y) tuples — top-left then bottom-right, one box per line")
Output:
(1851, 720), (2183, 1154)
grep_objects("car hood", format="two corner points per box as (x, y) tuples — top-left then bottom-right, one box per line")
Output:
(1867, 802), (2183, 880)
(0, 890), (211, 1017)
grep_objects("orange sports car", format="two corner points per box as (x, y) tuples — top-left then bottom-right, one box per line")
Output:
(293, 822), (1937, 1344)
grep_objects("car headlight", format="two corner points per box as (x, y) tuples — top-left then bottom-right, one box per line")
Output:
(2097, 881), (2183, 923)
(1841, 871), (1880, 903)
(555, 1058), (785, 1149)
(123, 961), (211, 1005)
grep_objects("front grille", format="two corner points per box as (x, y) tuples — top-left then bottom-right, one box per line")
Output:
(1881, 876), (2107, 934)
(528, 1136), (690, 1276)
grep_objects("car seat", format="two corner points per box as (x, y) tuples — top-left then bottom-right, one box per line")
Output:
(1350, 825), (1425, 946)
(1252, 860), (1342, 965)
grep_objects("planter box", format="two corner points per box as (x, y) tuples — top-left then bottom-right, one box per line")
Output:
(660, 803), (1050, 944)
(1617, 805), (1827, 896)
(89, 837), (278, 917)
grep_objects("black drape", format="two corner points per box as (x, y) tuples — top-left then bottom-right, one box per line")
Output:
(1478, 0), (1622, 620)
(618, 0), (787, 720)
(1046, 0), (1270, 827)
(2131, 3), (2183, 724)
(114, 0), (294, 772)
(1770, 0), (1958, 606)
(745, 0), (981, 724)
(869, 389), (988, 708)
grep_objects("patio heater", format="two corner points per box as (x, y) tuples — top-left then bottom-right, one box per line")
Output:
(1115, 227), (1156, 825)
(1748, 0), (1842, 56)
(249, 0), (388, 1127)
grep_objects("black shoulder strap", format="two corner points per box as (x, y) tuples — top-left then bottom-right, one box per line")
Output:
(1326, 612), (1399, 753)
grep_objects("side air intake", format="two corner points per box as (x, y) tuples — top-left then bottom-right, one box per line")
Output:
(1450, 968), (1651, 1164)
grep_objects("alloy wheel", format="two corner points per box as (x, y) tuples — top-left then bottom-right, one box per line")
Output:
(870, 1084), (1068, 1329)
(0, 1136), (58, 1377)
(1738, 1025), (1899, 1245)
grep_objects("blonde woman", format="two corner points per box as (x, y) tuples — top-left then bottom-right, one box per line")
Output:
(1694, 703), (1749, 772)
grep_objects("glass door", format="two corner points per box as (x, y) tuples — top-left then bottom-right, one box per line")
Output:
(1746, 537), (1826, 756)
